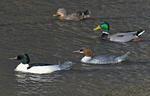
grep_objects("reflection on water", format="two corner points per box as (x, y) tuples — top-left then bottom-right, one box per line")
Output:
(15, 72), (62, 96)
(15, 73), (62, 83)
(0, 0), (150, 96)
(14, 62), (150, 96)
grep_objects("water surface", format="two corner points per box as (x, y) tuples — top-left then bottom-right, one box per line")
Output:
(0, 0), (150, 96)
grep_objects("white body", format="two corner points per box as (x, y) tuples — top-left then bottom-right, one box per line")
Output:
(15, 63), (60, 74)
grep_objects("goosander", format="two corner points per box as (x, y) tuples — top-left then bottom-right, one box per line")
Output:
(74, 48), (130, 64)
(93, 21), (145, 43)
(10, 53), (72, 74)
(53, 8), (90, 20)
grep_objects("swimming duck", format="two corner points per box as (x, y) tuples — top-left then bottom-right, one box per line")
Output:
(74, 48), (130, 64)
(10, 53), (72, 74)
(93, 21), (145, 43)
(53, 8), (90, 20)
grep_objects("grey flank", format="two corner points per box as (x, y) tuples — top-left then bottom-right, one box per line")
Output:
(59, 61), (72, 70)
(88, 52), (130, 64)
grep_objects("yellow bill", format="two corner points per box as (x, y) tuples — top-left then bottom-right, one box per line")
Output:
(53, 13), (59, 16)
(93, 25), (101, 31)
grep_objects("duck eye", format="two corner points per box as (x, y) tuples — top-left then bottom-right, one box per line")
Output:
(17, 56), (21, 60)
(80, 49), (83, 51)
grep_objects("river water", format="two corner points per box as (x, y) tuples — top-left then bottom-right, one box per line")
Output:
(0, 0), (150, 96)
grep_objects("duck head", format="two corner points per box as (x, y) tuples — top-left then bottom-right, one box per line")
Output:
(93, 21), (110, 34)
(73, 48), (93, 57)
(74, 48), (93, 63)
(53, 8), (67, 17)
(10, 53), (30, 64)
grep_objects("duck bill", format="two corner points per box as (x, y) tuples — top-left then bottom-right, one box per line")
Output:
(73, 50), (81, 53)
(93, 26), (102, 31)
(53, 13), (59, 16)
(9, 56), (17, 60)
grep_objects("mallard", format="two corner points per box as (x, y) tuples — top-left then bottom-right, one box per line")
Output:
(93, 21), (145, 42)
(53, 8), (90, 20)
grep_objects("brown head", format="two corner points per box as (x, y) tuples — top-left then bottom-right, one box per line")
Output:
(53, 8), (66, 17)
(73, 48), (93, 57)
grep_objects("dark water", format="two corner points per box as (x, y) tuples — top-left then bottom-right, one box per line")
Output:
(0, 0), (150, 96)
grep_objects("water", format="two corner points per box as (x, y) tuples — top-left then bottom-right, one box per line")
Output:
(0, 0), (150, 96)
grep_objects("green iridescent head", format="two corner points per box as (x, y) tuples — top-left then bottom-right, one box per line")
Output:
(10, 53), (30, 64)
(93, 21), (110, 33)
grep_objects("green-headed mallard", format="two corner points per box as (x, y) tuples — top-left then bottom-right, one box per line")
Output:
(94, 21), (145, 42)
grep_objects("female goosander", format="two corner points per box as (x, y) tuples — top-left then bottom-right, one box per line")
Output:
(10, 53), (72, 74)
(93, 21), (145, 43)
(74, 48), (130, 64)
(53, 8), (90, 20)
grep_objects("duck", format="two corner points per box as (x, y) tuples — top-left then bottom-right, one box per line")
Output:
(10, 53), (72, 74)
(93, 21), (145, 43)
(74, 48), (130, 64)
(53, 8), (90, 20)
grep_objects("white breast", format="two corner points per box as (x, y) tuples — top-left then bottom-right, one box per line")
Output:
(81, 56), (92, 63)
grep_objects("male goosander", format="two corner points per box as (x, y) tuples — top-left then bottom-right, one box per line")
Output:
(10, 53), (72, 74)
(74, 48), (130, 64)
(53, 8), (90, 20)
(93, 21), (145, 43)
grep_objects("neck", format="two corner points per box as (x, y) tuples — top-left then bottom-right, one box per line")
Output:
(102, 31), (109, 34)
(101, 33), (109, 40)
(60, 12), (66, 17)
(21, 58), (30, 64)
(20, 62), (28, 65)
(59, 13), (67, 20)
(20, 62), (29, 65)
(81, 56), (92, 63)
(21, 60), (29, 64)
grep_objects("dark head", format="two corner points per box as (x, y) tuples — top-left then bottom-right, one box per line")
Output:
(93, 21), (110, 33)
(10, 53), (30, 64)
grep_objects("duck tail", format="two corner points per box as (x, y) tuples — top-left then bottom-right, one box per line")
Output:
(136, 29), (145, 37)
(115, 52), (130, 63)
(59, 61), (72, 70)
(77, 10), (90, 18)
(83, 10), (90, 18)
(83, 10), (91, 15)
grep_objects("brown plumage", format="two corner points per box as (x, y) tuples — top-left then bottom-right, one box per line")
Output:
(53, 8), (90, 21)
